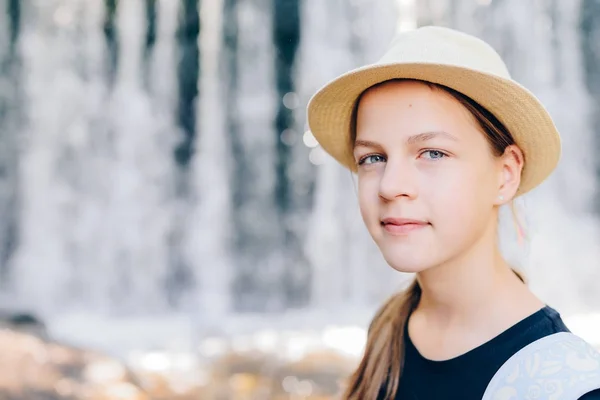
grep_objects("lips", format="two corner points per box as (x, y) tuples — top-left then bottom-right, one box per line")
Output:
(381, 217), (429, 235)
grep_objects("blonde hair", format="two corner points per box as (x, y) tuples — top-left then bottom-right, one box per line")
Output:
(343, 79), (526, 399)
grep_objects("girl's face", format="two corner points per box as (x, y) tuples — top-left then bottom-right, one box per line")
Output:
(354, 80), (521, 273)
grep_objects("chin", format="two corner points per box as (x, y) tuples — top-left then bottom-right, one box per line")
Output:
(386, 261), (432, 274)
(378, 246), (438, 274)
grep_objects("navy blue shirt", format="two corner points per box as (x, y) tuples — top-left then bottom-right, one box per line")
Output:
(387, 306), (600, 399)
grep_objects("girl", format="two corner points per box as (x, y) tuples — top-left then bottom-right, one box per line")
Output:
(307, 26), (600, 399)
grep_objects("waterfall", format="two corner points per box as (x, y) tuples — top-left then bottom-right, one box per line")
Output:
(0, 0), (597, 334)
(7, 0), (180, 314)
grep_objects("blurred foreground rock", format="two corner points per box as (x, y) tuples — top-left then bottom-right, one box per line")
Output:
(0, 328), (357, 399)
(0, 328), (148, 400)
(0, 311), (46, 338)
(202, 349), (354, 399)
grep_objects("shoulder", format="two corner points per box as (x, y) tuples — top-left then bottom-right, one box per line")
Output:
(483, 332), (600, 400)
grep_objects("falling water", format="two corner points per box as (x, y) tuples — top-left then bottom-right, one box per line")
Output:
(0, 0), (597, 354)
(5, 0), (182, 314)
(0, 0), (20, 291)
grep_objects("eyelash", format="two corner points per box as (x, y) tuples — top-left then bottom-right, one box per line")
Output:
(421, 149), (448, 160)
(358, 154), (383, 165)
(358, 149), (449, 166)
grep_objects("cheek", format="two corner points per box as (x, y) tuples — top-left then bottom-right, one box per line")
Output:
(357, 175), (381, 223)
(424, 163), (496, 230)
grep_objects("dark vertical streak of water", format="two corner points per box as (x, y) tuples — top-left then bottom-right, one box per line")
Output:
(0, 0), (22, 285)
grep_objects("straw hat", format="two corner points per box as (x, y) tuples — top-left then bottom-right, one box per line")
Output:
(306, 26), (561, 196)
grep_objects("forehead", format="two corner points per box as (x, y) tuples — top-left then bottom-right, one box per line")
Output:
(355, 80), (481, 142)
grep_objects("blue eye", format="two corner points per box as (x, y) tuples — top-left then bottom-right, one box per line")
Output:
(422, 150), (447, 160)
(358, 154), (386, 165)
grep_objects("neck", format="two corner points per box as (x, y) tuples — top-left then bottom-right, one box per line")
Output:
(414, 223), (540, 328)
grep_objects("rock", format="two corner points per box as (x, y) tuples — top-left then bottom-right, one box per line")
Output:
(0, 328), (358, 399)
(0, 311), (47, 338)
(0, 328), (147, 400)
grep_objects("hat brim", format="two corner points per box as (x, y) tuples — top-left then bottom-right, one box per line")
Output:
(307, 62), (561, 197)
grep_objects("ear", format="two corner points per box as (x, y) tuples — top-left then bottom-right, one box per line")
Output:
(495, 144), (524, 205)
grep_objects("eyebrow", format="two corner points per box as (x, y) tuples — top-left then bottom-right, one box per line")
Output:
(354, 131), (458, 149)
(407, 131), (459, 144)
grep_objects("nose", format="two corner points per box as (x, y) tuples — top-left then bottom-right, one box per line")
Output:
(378, 158), (418, 201)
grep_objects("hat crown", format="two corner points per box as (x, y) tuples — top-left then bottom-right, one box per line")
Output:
(379, 26), (511, 79)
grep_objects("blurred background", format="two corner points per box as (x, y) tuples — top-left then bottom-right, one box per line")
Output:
(0, 0), (599, 398)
